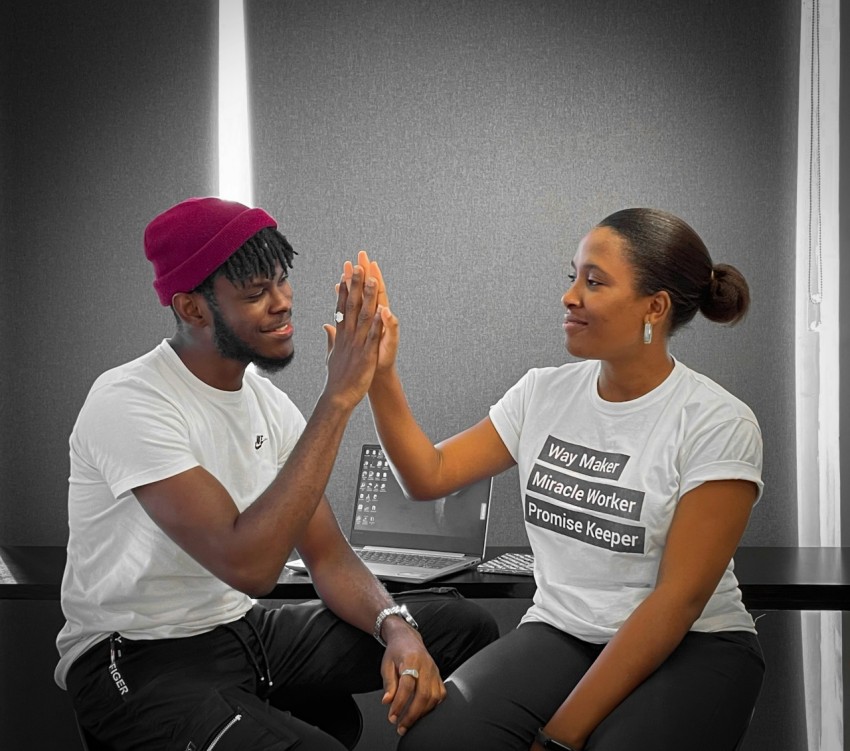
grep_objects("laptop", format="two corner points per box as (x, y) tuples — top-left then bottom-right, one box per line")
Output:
(287, 443), (492, 583)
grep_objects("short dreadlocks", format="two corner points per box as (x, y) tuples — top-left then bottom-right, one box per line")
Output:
(173, 227), (297, 321)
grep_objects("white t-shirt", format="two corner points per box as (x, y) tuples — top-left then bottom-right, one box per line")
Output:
(489, 358), (763, 643)
(55, 340), (306, 688)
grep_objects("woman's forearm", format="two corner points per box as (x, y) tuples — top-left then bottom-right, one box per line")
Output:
(542, 590), (701, 749)
(368, 366), (448, 498)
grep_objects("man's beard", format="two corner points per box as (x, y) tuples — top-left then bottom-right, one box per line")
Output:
(210, 305), (294, 374)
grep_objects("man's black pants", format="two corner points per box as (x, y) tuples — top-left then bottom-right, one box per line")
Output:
(67, 588), (499, 750)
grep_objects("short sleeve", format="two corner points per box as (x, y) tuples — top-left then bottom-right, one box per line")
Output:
(72, 378), (199, 499)
(488, 370), (537, 461)
(678, 416), (764, 502)
(277, 402), (306, 467)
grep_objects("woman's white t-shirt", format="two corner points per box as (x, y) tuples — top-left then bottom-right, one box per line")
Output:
(489, 358), (763, 643)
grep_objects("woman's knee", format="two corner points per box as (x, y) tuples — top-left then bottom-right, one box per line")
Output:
(398, 695), (482, 751)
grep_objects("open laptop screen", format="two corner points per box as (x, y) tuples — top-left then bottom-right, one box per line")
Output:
(349, 444), (491, 556)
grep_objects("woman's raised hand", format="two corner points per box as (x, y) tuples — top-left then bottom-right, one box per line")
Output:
(321, 259), (384, 410)
(334, 250), (399, 376)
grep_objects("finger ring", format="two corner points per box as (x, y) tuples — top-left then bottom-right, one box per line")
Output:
(400, 668), (419, 680)
(334, 311), (344, 324)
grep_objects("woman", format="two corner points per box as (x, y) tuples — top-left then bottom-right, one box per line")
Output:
(336, 208), (764, 750)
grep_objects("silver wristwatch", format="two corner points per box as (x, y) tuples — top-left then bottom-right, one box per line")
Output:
(373, 604), (419, 647)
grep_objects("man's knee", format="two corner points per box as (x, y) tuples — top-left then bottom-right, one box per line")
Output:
(434, 594), (499, 646)
(455, 599), (500, 665)
(400, 591), (499, 674)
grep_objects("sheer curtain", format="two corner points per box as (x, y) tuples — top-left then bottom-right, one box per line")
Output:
(795, 1), (842, 749)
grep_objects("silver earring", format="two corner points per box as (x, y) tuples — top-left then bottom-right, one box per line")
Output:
(643, 321), (653, 344)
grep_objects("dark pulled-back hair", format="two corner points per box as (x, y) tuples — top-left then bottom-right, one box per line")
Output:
(598, 208), (750, 335)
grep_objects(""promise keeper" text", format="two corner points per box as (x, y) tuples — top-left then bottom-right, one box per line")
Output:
(525, 497), (645, 553)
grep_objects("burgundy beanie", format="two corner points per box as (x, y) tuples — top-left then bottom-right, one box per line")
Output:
(144, 197), (278, 306)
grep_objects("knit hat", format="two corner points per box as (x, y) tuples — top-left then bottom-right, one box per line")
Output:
(144, 197), (278, 306)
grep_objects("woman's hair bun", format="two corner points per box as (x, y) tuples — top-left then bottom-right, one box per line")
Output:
(700, 263), (750, 325)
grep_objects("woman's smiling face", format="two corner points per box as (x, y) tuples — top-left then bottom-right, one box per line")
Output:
(561, 226), (655, 362)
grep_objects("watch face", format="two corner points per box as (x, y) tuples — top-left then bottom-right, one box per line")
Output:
(399, 604), (418, 629)
(537, 731), (572, 751)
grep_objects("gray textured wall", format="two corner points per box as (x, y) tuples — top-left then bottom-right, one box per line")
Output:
(0, 0), (800, 548)
(247, 0), (799, 548)
(0, 1), (808, 749)
(1, 0), (217, 545)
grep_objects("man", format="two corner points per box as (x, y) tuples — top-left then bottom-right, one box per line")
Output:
(56, 197), (497, 750)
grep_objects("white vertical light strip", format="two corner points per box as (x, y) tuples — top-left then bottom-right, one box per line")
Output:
(794, 1), (842, 750)
(218, 0), (253, 205)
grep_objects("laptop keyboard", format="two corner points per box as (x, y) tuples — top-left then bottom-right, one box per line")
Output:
(358, 550), (461, 569)
(477, 552), (535, 576)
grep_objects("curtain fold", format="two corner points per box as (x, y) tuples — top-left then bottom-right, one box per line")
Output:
(795, 1), (842, 748)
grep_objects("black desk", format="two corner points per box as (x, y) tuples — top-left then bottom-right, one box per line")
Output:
(2, 545), (849, 610)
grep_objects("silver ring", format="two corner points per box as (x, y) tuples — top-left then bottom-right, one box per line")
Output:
(400, 668), (419, 680)
(334, 311), (344, 324)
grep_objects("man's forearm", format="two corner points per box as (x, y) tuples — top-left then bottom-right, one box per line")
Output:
(229, 392), (358, 590)
(308, 539), (398, 634)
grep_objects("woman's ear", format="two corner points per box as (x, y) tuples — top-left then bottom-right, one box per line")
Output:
(648, 290), (672, 328)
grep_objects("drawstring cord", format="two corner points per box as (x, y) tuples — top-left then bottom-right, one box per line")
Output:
(244, 615), (274, 695)
(222, 616), (274, 699)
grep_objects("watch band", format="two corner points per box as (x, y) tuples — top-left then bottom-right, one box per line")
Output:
(535, 727), (577, 751)
(373, 604), (419, 647)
